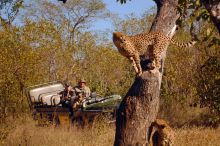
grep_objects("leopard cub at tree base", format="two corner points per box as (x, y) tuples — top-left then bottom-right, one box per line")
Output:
(149, 119), (175, 146)
(113, 31), (196, 76)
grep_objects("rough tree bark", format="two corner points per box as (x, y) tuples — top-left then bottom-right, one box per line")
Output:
(201, 0), (220, 34)
(114, 0), (180, 146)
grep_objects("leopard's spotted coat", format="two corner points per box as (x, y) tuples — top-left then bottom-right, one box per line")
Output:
(113, 31), (196, 76)
(150, 119), (175, 146)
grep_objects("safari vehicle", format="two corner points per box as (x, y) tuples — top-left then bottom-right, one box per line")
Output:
(25, 81), (122, 125)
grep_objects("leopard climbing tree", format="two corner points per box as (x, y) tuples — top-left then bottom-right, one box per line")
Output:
(113, 31), (196, 76)
(114, 0), (181, 145)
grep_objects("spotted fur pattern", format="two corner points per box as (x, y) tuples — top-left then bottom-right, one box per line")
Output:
(113, 31), (196, 76)
(150, 119), (175, 146)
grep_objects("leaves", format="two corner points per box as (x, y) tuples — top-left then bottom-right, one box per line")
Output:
(116, 0), (128, 4)
(197, 56), (220, 114)
(0, 0), (219, 126)
(0, 0), (135, 120)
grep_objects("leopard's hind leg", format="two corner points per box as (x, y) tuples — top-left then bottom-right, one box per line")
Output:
(151, 43), (164, 70)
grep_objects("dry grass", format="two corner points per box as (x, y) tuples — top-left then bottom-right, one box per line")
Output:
(174, 127), (220, 146)
(1, 116), (220, 146)
(1, 116), (115, 146)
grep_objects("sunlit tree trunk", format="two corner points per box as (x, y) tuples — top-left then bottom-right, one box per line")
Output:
(114, 0), (180, 145)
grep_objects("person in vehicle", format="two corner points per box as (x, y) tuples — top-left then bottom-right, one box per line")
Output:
(60, 83), (74, 107)
(59, 83), (75, 116)
(72, 79), (91, 110)
(72, 89), (84, 110)
(74, 79), (91, 99)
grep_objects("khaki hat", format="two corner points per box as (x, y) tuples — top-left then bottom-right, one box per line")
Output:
(79, 78), (86, 83)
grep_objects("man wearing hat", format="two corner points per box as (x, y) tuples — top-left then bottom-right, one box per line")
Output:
(74, 78), (91, 99)
(72, 79), (91, 110)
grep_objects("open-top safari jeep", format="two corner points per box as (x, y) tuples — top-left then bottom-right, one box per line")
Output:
(25, 81), (121, 126)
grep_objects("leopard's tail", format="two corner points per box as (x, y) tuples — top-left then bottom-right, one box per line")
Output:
(170, 39), (196, 48)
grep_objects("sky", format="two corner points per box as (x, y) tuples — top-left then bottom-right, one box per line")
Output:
(91, 0), (156, 31)
(104, 0), (155, 16)
(6, 0), (155, 34)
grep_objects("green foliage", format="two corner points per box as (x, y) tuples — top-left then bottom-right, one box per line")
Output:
(0, 0), (219, 128)
(24, 0), (107, 44)
(0, 0), (135, 123)
(112, 9), (155, 35)
(161, 30), (198, 106)
(159, 18), (220, 124)
(197, 56), (220, 114)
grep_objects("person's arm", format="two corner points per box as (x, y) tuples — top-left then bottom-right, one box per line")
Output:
(84, 86), (91, 98)
(88, 88), (91, 97)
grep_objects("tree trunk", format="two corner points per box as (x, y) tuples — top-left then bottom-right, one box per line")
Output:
(201, 0), (220, 34)
(114, 0), (179, 145)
